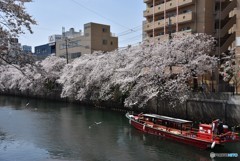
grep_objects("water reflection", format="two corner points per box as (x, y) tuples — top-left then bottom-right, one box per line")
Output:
(0, 95), (239, 161)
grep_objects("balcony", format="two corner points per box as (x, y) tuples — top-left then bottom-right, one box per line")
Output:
(143, 21), (154, 31)
(154, 19), (166, 30)
(178, 0), (194, 8)
(143, 12), (193, 32)
(165, 0), (177, 11)
(154, 3), (165, 15)
(163, 0), (194, 11)
(165, 11), (193, 26)
(143, 8), (154, 17)
(146, 29), (192, 43)
(177, 11), (193, 24)
(144, 3), (165, 17)
(154, 34), (169, 42)
(175, 29), (192, 35)
(143, 0), (194, 17)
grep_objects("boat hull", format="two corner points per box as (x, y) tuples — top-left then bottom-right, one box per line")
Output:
(128, 116), (212, 149)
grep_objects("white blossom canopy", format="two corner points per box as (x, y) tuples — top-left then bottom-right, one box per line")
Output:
(0, 34), (217, 108)
(58, 33), (217, 108)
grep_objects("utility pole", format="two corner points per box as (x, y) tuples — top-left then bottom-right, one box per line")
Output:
(65, 37), (69, 64)
(217, 1), (222, 92)
(218, 1), (221, 61)
(62, 27), (69, 64)
(168, 15), (172, 41)
(153, 0), (155, 44)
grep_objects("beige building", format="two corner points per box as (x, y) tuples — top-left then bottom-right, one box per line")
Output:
(144, 0), (240, 92)
(56, 22), (118, 61)
(143, 0), (237, 56)
(236, 1), (240, 59)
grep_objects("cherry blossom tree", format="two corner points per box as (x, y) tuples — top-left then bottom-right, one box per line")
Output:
(0, 33), (217, 109)
(58, 33), (217, 108)
(0, 55), (66, 96)
(0, 0), (36, 65)
(220, 49), (240, 94)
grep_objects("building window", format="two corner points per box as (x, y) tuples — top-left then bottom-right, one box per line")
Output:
(102, 28), (107, 32)
(181, 27), (191, 31)
(71, 52), (81, 59)
(110, 41), (113, 45)
(69, 40), (80, 48)
(59, 40), (81, 50)
(102, 39), (108, 45)
(84, 24), (90, 30)
(59, 43), (66, 50)
(182, 10), (191, 14)
(42, 49), (47, 53)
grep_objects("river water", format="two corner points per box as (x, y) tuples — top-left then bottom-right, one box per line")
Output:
(0, 95), (239, 161)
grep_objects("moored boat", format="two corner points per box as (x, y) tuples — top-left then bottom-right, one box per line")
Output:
(126, 112), (239, 149)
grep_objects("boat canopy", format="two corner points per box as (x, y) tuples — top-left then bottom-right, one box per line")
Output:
(143, 114), (192, 124)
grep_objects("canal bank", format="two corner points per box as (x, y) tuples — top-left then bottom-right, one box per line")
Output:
(0, 89), (240, 126)
(147, 93), (240, 127)
(0, 95), (239, 161)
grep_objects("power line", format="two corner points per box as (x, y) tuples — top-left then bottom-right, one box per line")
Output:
(117, 25), (142, 36)
(119, 34), (143, 43)
(69, 0), (132, 30)
(118, 27), (142, 37)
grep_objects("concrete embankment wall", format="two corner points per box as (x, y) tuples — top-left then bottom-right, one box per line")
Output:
(147, 93), (240, 127)
(0, 89), (64, 101)
(1, 89), (239, 126)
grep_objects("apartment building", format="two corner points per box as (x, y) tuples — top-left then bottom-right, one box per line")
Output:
(143, 0), (240, 92)
(236, 1), (240, 61)
(143, 0), (237, 56)
(56, 22), (118, 61)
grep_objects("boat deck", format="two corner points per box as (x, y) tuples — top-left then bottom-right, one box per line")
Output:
(143, 121), (214, 142)
(144, 121), (188, 135)
(128, 113), (240, 149)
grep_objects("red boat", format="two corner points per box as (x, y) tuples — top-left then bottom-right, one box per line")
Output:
(126, 112), (239, 149)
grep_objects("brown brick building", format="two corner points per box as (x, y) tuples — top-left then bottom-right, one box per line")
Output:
(56, 22), (118, 61)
